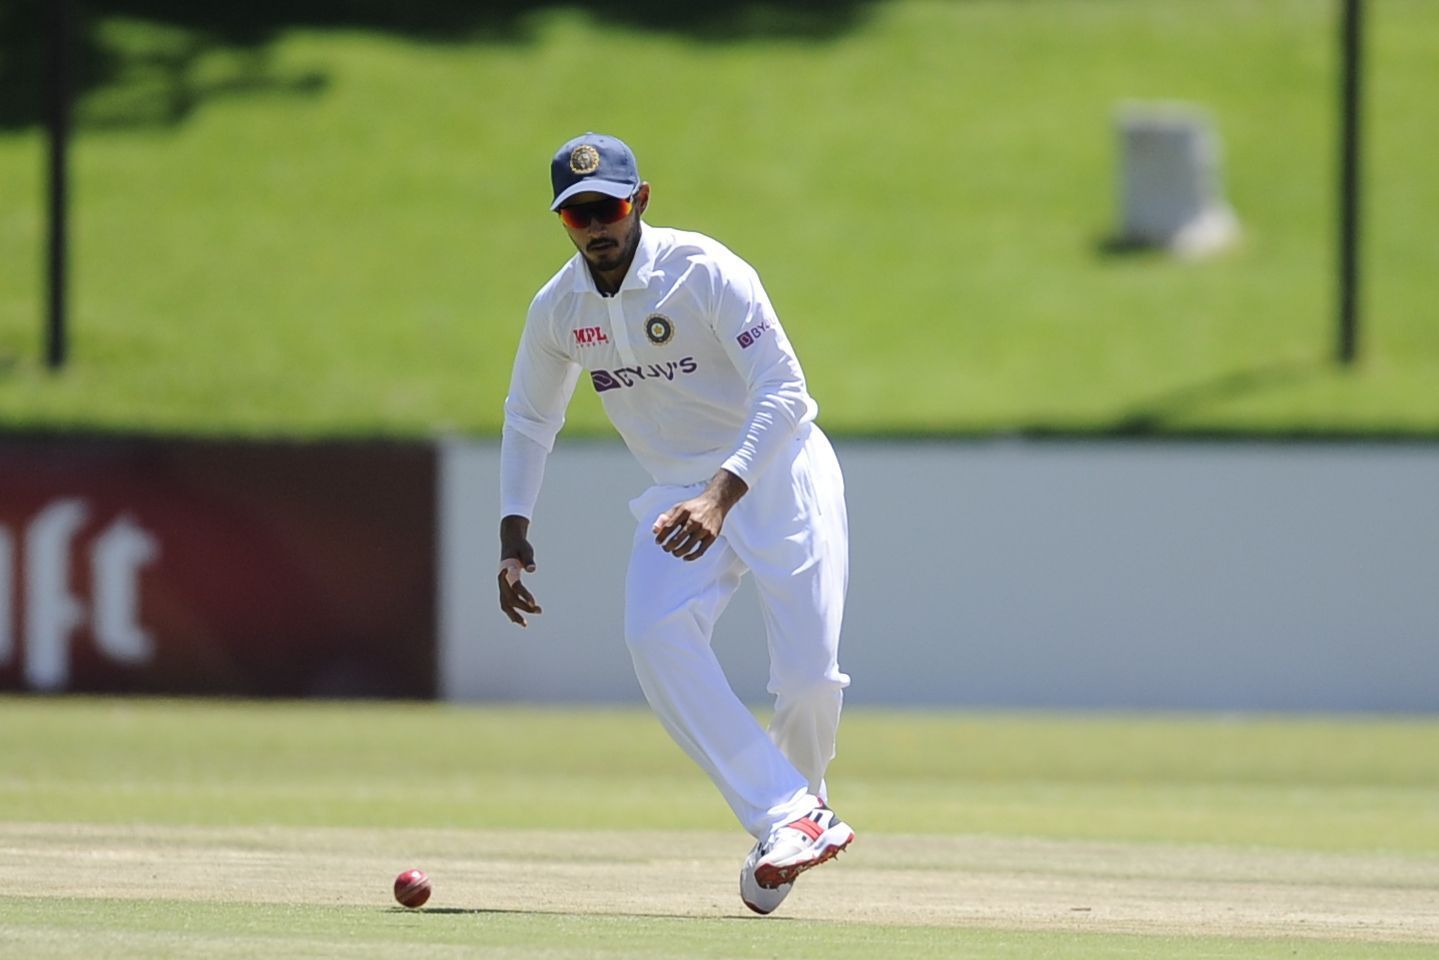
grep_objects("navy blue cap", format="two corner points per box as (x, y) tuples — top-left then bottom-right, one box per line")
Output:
(550, 133), (640, 211)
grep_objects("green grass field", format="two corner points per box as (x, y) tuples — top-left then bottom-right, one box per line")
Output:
(3, 697), (1437, 958)
(3, 10), (1435, 956)
(1, 1), (1437, 438)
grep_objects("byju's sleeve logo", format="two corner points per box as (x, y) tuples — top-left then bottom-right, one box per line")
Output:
(735, 319), (771, 350)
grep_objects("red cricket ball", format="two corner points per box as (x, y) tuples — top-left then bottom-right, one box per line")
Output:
(393, 868), (431, 908)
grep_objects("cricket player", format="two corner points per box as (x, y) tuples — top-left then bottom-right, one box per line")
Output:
(497, 133), (853, 914)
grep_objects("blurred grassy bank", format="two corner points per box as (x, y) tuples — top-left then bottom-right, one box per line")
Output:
(1, 0), (1436, 438)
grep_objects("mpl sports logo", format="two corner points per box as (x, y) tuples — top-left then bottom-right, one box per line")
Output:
(573, 326), (609, 346)
(736, 319), (771, 349)
(591, 357), (698, 393)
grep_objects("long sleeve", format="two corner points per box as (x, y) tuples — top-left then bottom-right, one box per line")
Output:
(713, 262), (817, 484)
(499, 426), (551, 520)
(500, 297), (582, 519)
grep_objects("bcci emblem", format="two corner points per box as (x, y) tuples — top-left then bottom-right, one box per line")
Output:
(570, 144), (601, 175)
(645, 314), (674, 345)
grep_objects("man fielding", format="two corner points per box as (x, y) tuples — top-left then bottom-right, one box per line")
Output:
(497, 132), (853, 914)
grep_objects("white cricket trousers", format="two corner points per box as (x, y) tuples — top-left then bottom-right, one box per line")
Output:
(623, 425), (850, 840)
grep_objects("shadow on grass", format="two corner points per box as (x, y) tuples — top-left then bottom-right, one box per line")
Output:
(1108, 361), (1323, 435)
(400, 906), (789, 921)
(1094, 235), (1164, 259)
(0, 0), (876, 131)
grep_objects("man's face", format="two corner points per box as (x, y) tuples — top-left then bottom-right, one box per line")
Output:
(558, 184), (649, 274)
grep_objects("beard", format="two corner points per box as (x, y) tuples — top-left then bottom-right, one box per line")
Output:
(584, 219), (640, 274)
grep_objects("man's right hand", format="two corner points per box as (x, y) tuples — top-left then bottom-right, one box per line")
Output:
(499, 515), (541, 627)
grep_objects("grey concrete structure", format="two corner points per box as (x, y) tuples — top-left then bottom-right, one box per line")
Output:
(440, 439), (1439, 712)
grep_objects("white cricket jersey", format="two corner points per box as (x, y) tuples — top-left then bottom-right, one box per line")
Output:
(501, 224), (818, 516)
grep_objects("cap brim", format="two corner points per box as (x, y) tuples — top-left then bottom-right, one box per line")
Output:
(550, 180), (635, 211)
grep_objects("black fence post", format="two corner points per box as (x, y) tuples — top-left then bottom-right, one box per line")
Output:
(46, 0), (73, 371)
(1337, 0), (1364, 366)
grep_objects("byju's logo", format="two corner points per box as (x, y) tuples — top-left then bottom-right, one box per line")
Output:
(0, 500), (160, 691)
(590, 357), (698, 393)
(736, 319), (771, 349)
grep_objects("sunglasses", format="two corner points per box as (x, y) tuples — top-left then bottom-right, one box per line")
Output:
(558, 195), (634, 229)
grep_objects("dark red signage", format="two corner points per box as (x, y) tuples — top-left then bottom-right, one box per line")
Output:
(0, 438), (436, 698)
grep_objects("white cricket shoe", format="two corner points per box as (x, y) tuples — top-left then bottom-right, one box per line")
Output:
(739, 840), (792, 915)
(751, 803), (855, 892)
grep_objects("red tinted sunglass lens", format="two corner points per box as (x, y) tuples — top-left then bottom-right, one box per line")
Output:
(603, 198), (633, 223)
(559, 197), (632, 229)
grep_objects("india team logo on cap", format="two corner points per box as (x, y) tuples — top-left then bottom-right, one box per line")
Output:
(569, 144), (601, 175)
(645, 314), (674, 345)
